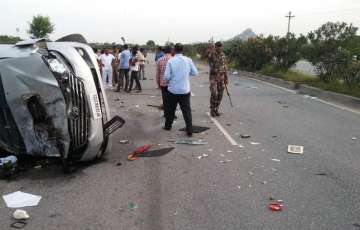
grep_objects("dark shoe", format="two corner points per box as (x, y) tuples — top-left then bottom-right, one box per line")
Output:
(162, 126), (171, 131)
(215, 111), (221, 117)
(143, 78), (147, 80)
(187, 132), (193, 137)
(135, 90), (142, 93)
(210, 111), (216, 117)
(114, 89), (120, 92)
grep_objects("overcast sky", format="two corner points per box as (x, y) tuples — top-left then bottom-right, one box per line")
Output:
(1, 0), (360, 44)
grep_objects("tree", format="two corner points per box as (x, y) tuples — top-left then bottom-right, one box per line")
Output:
(0, 35), (22, 44)
(28, 15), (54, 38)
(146, 40), (155, 47)
(305, 22), (359, 83)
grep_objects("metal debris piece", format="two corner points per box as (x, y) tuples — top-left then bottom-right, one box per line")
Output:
(119, 140), (129, 144)
(240, 134), (251, 139)
(288, 145), (304, 155)
(175, 140), (208, 145)
(13, 209), (30, 220)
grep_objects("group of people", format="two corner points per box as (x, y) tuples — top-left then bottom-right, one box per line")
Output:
(97, 41), (228, 137)
(156, 41), (228, 137)
(97, 45), (147, 93)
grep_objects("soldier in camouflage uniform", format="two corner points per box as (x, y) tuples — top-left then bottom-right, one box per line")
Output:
(208, 41), (228, 117)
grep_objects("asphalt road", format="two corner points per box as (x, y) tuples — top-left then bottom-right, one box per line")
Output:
(1, 55), (360, 230)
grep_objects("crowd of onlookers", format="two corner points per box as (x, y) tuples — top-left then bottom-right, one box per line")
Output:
(95, 45), (147, 93)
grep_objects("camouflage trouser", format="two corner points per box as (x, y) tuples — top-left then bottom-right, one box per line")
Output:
(210, 80), (225, 112)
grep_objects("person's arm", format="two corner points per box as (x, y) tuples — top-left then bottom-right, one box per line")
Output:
(156, 61), (161, 87)
(164, 61), (171, 81)
(189, 59), (198, 77)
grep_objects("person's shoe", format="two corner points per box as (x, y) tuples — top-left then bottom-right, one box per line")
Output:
(186, 132), (193, 137)
(114, 89), (120, 92)
(143, 78), (147, 80)
(215, 111), (221, 117)
(162, 126), (171, 131)
(135, 90), (142, 93)
(210, 111), (216, 117)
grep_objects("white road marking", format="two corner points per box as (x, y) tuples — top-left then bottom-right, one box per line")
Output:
(247, 76), (360, 116)
(248, 77), (297, 94)
(206, 112), (239, 146)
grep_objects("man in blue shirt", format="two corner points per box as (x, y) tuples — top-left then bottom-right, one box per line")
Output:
(155, 46), (164, 62)
(163, 43), (198, 136)
(115, 44), (131, 92)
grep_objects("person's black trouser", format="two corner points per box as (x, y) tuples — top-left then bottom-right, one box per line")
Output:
(129, 71), (141, 91)
(165, 91), (192, 134)
(161, 86), (168, 117)
(117, 69), (129, 91)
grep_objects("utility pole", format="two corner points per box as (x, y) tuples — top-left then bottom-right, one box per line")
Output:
(285, 11), (295, 36)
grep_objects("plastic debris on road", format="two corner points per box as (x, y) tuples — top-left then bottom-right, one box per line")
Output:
(232, 71), (239, 75)
(220, 159), (232, 163)
(248, 172), (254, 175)
(197, 154), (209, 159)
(119, 140), (129, 144)
(227, 150), (233, 153)
(271, 159), (281, 162)
(240, 134), (251, 139)
(13, 209), (30, 220)
(269, 203), (283, 211)
(288, 145), (304, 155)
(3, 191), (41, 208)
(352, 137), (357, 140)
(175, 140), (208, 145)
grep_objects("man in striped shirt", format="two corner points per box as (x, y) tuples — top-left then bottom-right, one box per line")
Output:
(156, 46), (173, 118)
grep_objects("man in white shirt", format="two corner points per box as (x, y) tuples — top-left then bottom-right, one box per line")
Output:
(163, 43), (198, 136)
(100, 49), (115, 88)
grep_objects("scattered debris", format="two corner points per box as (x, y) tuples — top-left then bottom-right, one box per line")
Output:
(119, 140), (129, 144)
(227, 150), (233, 153)
(208, 148), (213, 152)
(288, 145), (304, 155)
(353, 223), (360, 228)
(283, 105), (289, 108)
(220, 154), (225, 157)
(3, 191), (42, 208)
(128, 202), (138, 210)
(248, 172), (254, 176)
(237, 186), (241, 189)
(232, 71), (239, 75)
(260, 181), (268, 185)
(135, 105), (140, 108)
(271, 159), (281, 162)
(115, 162), (122, 166)
(269, 203), (283, 211)
(250, 142), (260, 145)
(10, 221), (27, 229)
(127, 144), (151, 161)
(240, 134), (251, 139)
(352, 137), (357, 140)
(310, 96), (317, 99)
(197, 154), (209, 159)
(238, 144), (244, 148)
(226, 123), (231, 126)
(13, 210), (30, 220)
(34, 165), (42, 169)
(147, 104), (163, 110)
(248, 184), (252, 188)
(114, 98), (120, 102)
(272, 136), (278, 138)
(220, 159), (232, 163)
(175, 140), (208, 145)
(315, 172), (327, 176)
(234, 82), (240, 86)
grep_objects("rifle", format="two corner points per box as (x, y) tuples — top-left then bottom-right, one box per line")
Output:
(224, 78), (233, 107)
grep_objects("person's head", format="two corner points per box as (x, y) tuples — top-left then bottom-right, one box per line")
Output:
(140, 48), (145, 53)
(104, 49), (109, 55)
(215, 41), (223, 52)
(123, 44), (128, 50)
(132, 46), (139, 55)
(163, 45), (172, 54)
(100, 49), (105, 54)
(157, 46), (163, 53)
(174, 43), (183, 54)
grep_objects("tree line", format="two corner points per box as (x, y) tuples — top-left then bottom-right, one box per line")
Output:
(185, 22), (360, 87)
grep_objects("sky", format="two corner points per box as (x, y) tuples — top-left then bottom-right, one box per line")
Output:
(1, 0), (360, 45)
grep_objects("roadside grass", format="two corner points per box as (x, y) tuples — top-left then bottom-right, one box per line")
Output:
(257, 65), (360, 98)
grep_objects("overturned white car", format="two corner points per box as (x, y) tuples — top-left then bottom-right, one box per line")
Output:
(0, 34), (124, 165)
